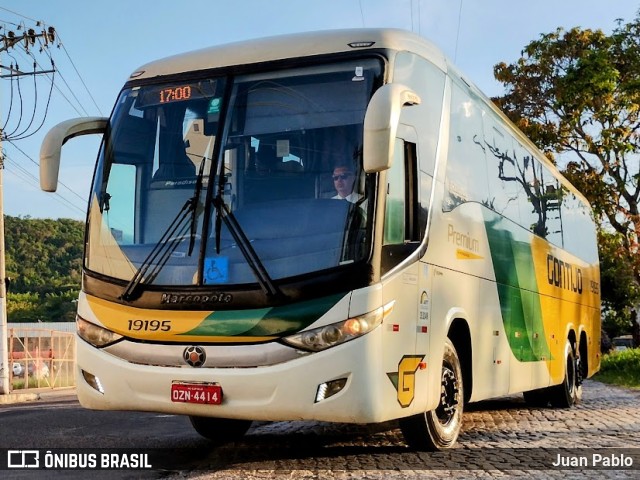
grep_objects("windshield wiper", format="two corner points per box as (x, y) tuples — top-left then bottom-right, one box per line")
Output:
(120, 162), (206, 302)
(212, 177), (281, 299)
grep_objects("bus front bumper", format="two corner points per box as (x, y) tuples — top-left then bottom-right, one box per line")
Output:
(75, 329), (393, 424)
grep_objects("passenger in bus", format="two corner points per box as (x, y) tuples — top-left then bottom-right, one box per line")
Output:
(331, 163), (367, 261)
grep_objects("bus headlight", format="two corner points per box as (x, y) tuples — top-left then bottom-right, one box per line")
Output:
(282, 302), (393, 352)
(77, 316), (123, 347)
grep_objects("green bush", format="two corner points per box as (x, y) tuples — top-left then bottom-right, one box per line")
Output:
(595, 348), (640, 389)
(600, 348), (640, 371)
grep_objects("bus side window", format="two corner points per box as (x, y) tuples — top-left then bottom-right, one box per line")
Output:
(383, 140), (407, 245)
(381, 139), (420, 275)
(444, 81), (489, 212)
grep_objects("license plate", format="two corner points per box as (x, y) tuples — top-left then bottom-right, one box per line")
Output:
(171, 382), (222, 405)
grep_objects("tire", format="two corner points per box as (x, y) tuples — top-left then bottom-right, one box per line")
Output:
(523, 388), (551, 408)
(189, 416), (253, 444)
(399, 338), (464, 450)
(549, 340), (581, 408)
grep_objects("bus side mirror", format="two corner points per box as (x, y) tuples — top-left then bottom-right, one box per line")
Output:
(363, 83), (420, 173)
(40, 116), (108, 192)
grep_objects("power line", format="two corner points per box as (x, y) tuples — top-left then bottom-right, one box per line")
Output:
(412, 0), (421, 35)
(0, 6), (39, 23)
(0, 25), (58, 142)
(11, 46), (87, 117)
(0, 12), (97, 206)
(410, 0), (415, 32)
(0, 11), (101, 119)
(4, 155), (39, 187)
(0, 17), (93, 216)
(8, 63), (55, 141)
(11, 60), (38, 137)
(1, 57), (15, 131)
(3, 151), (86, 216)
(2, 54), (56, 141)
(0, 18), (26, 29)
(454, 0), (464, 62)
(6, 139), (87, 203)
(55, 33), (104, 116)
(0, 16), (60, 395)
(4, 161), (86, 216)
(2, 63), (24, 139)
(35, 46), (91, 116)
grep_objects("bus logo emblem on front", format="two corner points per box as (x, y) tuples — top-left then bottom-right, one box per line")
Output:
(183, 346), (206, 367)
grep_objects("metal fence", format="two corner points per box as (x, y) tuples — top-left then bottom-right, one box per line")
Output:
(7, 327), (76, 392)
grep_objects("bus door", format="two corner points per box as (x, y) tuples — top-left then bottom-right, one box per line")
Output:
(380, 126), (428, 412)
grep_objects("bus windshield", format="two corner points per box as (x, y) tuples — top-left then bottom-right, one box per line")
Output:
(86, 58), (383, 290)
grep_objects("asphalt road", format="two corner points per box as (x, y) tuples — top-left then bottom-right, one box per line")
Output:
(0, 379), (638, 479)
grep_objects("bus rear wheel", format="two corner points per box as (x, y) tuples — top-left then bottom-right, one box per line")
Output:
(523, 388), (551, 407)
(549, 340), (581, 408)
(399, 338), (464, 450)
(189, 416), (253, 444)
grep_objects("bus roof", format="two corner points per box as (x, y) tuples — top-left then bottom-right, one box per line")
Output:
(128, 28), (591, 209)
(129, 28), (447, 81)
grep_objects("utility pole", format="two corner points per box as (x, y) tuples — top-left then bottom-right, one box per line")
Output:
(0, 24), (56, 395)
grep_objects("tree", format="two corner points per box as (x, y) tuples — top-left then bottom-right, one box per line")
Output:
(598, 230), (638, 337)
(4, 216), (84, 322)
(493, 14), (640, 325)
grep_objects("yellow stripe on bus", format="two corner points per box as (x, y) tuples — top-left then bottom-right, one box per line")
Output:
(87, 295), (213, 341)
(456, 248), (484, 260)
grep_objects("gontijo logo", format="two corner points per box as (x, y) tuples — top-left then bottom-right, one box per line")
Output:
(547, 254), (583, 294)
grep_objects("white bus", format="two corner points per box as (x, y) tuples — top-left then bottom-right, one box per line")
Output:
(40, 29), (600, 450)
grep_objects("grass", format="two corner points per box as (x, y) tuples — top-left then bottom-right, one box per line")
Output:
(11, 376), (51, 389)
(593, 347), (640, 389)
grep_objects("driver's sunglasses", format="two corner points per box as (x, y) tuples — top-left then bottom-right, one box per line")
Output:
(332, 173), (353, 181)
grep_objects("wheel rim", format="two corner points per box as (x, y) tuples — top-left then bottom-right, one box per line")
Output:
(435, 364), (459, 425)
(575, 355), (583, 387)
(566, 351), (575, 396)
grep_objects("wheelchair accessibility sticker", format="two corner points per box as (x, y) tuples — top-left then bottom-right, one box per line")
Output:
(204, 257), (229, 283)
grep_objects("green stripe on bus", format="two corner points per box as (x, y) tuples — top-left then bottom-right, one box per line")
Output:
(484, 212), (551, 362)
(179, 293), (346, 337)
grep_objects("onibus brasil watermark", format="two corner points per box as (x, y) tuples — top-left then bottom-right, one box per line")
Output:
(5, 450), (152, 470)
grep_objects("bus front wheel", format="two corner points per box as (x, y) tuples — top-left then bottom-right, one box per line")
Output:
(189, 416), (253, 444)
(399, 338), (464, 450)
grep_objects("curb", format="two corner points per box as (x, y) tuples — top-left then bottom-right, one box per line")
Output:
(0, 392), (39, 404)
(0, 388), (77, 405)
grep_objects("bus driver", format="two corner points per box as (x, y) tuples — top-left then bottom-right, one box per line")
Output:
(332, 165), (361, 203)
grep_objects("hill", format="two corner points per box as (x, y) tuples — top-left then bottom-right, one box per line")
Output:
(4, 215), (84, 322)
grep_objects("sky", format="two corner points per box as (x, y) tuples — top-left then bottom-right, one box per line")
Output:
(0, 0), (638, 220)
